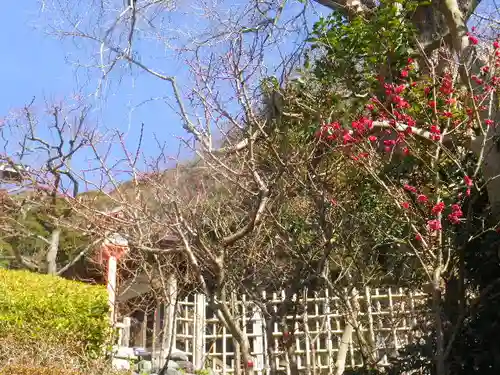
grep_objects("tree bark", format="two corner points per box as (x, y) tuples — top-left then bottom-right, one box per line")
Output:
(46, 228), (60, 275)
(432, 281), (446, 375)
(335, 322), (353, 375)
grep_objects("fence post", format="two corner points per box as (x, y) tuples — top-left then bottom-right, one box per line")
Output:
(365, 287), (376, 360)
(252, 304), (265, 375)
(107, 255), (117, 325)
(194, 293), (206, 369)
(121, 317), (131, 347)
(302, 290), (311, 375)
(388, 288), (398, 357)
(141, 312), (148, 348)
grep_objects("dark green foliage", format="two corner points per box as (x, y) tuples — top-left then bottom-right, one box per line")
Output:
(308, 0), (418, 94)
(0, 268), (111, 357)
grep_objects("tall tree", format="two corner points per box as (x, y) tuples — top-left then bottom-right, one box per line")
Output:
(35, 1), (500, 374)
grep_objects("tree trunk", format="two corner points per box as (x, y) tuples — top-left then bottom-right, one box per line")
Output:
(215, 299), (254, 375)
(433, 270), (446, 375)
(335, 322), (353, 375)
(46, 228), (60, 275)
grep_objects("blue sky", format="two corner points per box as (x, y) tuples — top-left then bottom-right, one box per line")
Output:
(0, 4), (75, 112)
(0, 2), (207, 190)
(1, 1), (490, 192)
(0, 1), (322, 193)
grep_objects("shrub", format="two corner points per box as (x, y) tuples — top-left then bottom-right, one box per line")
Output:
(0, 269), (111, 357)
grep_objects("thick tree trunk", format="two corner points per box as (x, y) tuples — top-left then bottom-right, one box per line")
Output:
(46, 228), (60, 275)
(335, 322), (353, 375)
(433, 273), (446, 375)
(477, 130), (500, 219)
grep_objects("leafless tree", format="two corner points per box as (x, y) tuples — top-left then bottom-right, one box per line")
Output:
(30, 1), (500, 375)
(0, 98), (102, 276)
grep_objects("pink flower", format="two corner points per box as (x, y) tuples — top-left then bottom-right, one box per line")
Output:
(448, 203), (463, 224)
(401, 69), (409, 78)
(428, 100), (437, 108)
(394, 84), (406, 94)
(448, 214), (461, 224)
(464, 175), (473, 187)
(494, 40), (500, 49)
(403, 147), (410, 156)
(429, 125), (441, 134)
(368, 135), (377, 142)
(417, 194), (428, 203)
(401, 202), (410, 209)
(485, 119), (494, 126)
(440, 74), (454, 95)
(427, 219), (442, 231)
(431, 202), (445, 215)
(404, 184), (417, 193)
(431, 134), (441, 141)
(472, 75), (484, 85)
(395, 98), (410, 109)
(405, 115), (416, 126)
(366, 104), (375, 111)
(343, 132), (355, 144)
(468, 34), (479, 45)
(443, 111), (453, 118)
(415, 234), (422, 241)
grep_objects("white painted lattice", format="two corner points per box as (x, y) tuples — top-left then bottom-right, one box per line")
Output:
(125, 287), (427, 374)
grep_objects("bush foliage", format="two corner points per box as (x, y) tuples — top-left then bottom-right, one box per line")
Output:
(0, 269), (111, 356)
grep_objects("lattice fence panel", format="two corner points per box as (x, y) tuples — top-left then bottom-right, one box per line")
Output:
(136, 287), (427, 374)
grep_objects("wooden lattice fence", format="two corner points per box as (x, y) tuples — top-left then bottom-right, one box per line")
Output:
(119, 287), (428, 374)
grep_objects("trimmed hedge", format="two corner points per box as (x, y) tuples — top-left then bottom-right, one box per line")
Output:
(0, 269), (111, 357)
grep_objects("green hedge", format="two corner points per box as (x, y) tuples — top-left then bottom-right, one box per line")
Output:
(0, 269), (111, 357)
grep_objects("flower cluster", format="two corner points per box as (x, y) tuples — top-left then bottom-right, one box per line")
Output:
(315, 121), (342, 141)
(400, 57), (414, 78)
(448, 204), (464, 225)
(401, 179), (470, 233)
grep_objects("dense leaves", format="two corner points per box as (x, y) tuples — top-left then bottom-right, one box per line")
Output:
(0, 268), (112, 357)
